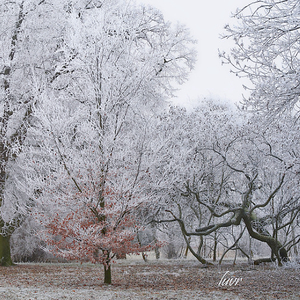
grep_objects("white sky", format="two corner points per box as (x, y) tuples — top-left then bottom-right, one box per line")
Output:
(135, 0), (251, 108)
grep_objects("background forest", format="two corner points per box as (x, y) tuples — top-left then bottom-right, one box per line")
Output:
(0, 0), (300, 285)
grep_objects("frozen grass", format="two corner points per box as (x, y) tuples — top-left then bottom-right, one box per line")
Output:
(0, 258), (299, 299)
(0, 286), (242, 300)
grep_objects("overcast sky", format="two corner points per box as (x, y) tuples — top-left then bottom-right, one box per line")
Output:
(135, 0), (251, 108)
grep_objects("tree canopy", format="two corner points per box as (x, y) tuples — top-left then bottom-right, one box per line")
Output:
(221, 0), (300, 116)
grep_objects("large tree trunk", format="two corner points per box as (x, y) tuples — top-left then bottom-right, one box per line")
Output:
(0, 234), (13, 266)
(253, 257), (276, 265)
(183, 233), (212, 265)
(242, 214), (288, 266)
(104, 264), (111, 284)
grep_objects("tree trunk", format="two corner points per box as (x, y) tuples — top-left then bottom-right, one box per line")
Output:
(292, 226), (298, 257)
(136, 232), (147, 262)
(213, 237), (217, 262)
(0, 234), (13, 266)
(104, 264), (111, 284)
(141, 252), (148, 262)
(183, 233), (213, 265)
(155, 246), (160, 260)
(151, 226), (160, 259)
(184, 237), (190, 258)
(243, 214), (288, 266)
(254, 257), (276, 265)
(197, 235), (203, 256)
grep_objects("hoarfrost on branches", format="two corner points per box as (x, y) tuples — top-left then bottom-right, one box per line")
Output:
(220, 0), (300, 116)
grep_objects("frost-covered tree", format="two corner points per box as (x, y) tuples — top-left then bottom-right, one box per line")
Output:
(43, 165), (157, 284)
(0, 0), (68, 266)
(19, 0), (196, 279)
(216, 0), (300, 264)
(154, 102), (300, 266)
(151, 102), (244, 264)
(220, 0), (300, 116)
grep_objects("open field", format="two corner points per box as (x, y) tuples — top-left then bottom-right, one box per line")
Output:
(0, 259), (299, 299)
